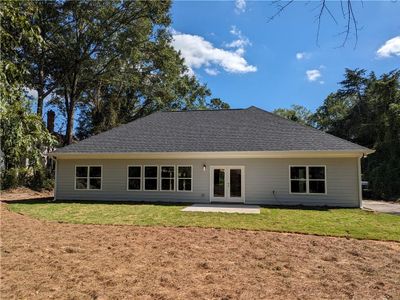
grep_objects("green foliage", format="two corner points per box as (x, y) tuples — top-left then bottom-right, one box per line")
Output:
(315, 69), (400, 199)
(19, 0), (227, 143)
(1, 98), (56, 169)
(207, 98), (230, 110)
(0, 0), (57, 190)
(273, 104), (314, 126)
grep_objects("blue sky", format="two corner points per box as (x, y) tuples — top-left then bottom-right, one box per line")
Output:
(171, 0), (400, 111)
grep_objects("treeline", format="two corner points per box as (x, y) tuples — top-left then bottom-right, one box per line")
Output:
(0, 0), (228, 189)
(274, 69), (400, 200)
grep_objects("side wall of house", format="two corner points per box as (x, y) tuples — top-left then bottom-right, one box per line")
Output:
(56, 157), (360, 207)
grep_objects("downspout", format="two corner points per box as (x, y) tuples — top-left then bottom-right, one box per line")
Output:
(52, 156), (58, 202)
(358, 154), (363, 208)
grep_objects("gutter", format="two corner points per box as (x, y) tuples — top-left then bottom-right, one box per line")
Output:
(48, 149), (375, 160)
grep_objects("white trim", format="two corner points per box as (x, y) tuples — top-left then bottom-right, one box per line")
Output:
(54, 157), (58, 201)
(160, 165), (176, 192)
(289, 165), (327, 195)
(209, 166), (245, 203)
(177, 165), (193, 192)
(358, 156), (363, 208)
(50, 150), (374, 160)
(127, 165), (142, 191)
(143, 165), (159, 191)
(74, 165), (103, 191)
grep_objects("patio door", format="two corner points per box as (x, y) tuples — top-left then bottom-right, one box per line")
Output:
(210, 166), (245, 203)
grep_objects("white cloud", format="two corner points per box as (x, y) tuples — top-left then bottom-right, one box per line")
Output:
(172, 31), (257, 75)
(306, 69), (322, 82)
(226, 26), (251, 52)
(377, 36), (400, 58)
(205, 68), (219, 76)
(235, 0), (246, 14)
(296, 52), (311, 60)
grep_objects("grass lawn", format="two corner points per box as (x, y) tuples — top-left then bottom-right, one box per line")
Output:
(7, 202), (400, 241)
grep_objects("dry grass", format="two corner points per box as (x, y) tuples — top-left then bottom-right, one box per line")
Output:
(1, 190), (400, 299)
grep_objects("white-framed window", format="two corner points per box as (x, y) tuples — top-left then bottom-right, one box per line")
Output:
(127, 165), (142, 191)
(289, 165), (326, 194)
(177, 165), (192, 192)
(144, 166), (158, 191)
(75, 165), (102, 190)
(160, 166), (175, 191)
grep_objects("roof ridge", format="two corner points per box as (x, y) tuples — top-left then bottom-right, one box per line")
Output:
(160, 108), (244, 113)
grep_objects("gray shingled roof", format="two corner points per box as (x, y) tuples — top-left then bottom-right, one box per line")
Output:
(54, 106), (370, 153)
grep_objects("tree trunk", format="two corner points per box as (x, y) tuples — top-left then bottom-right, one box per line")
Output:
(36, 64), (45, 117)
(65, 102), (75, 145)
(37, 89), (44, 118)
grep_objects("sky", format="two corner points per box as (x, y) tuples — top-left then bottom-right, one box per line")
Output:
(170, 0), (400, 112)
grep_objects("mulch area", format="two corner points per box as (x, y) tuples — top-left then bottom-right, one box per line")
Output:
(1, 190), (399, 299)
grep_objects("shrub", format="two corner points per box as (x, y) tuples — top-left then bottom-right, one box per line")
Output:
(1, 168), (19, 189)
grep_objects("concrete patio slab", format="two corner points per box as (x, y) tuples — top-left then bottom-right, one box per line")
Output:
(362, 200), (400, 215)
(182, 204), (260, 214)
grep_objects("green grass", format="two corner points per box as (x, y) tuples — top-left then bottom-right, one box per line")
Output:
(7, 202), (400, 241)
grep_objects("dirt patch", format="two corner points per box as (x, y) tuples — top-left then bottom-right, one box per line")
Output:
(1, 187), (53, 201)
(1, 197), (400, 299)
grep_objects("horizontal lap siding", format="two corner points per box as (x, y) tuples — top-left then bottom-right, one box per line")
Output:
(56, 157), (359, 207)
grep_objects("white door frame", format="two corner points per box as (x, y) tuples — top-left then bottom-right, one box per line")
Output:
(209, 166), (245, 203)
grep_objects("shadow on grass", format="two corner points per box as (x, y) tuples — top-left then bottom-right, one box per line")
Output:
(2, 197), (55, 204)
(0, 198), (356, 212)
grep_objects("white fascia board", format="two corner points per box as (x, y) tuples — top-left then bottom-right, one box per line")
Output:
(49, 149), (374, 160)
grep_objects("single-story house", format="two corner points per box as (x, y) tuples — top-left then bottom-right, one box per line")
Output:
(50, 106), (374, 207)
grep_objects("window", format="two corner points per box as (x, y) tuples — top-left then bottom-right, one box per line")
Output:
(75, 166), (102, 190)
(144, 166), (158, 191)
(127, 166), (141, 191)
(177, 166), (192, 191)
(290, 166), (326, 194)
(160, 166), (175, 191)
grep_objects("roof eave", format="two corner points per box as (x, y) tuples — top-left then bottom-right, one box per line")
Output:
(49, 149), (375, 160)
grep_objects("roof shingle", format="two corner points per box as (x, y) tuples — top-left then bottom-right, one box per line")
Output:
(54, 106), (370, 153)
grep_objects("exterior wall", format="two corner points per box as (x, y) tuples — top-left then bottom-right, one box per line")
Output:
(56, 157), (360, 207)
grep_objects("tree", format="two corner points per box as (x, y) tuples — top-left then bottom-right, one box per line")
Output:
(25, 0), (224, 144)
(207, 98), (230, 110)
(0, 1), (57, 188)
(22, 1), (60, 117)
(273, 104), (313, 126)
(313, 69), (400, 199)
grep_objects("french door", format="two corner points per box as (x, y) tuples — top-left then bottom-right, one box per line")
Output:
(210, 166), (245, 203)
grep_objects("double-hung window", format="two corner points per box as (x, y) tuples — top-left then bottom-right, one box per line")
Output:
(144, 166), (158, 191)
(177, 166), (192, 192)
(290, 166), (326, 194)
(127, 166), (142, 191)
(160, 166), (175, 191)
(75, 166), (102, 190)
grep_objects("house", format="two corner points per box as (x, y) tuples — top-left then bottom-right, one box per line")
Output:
(49, 106), (374, 207)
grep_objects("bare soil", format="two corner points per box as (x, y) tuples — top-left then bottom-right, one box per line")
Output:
(1, 191), (400, 299)
(1, 187), (53, 201)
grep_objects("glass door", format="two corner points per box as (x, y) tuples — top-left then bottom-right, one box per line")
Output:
(229, 168), (242, 198)
(213, 168), (226, 198)
(210, 166), (244, 203)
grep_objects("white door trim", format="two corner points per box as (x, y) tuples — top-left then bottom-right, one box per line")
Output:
(210, 166), (245, 203)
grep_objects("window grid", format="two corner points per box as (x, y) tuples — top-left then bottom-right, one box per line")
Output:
(144, 166), (159, 191)
(289, 166), (326, 194)
(127, 166), (142, 191)
(75, 166), (102, 190)
(177, 165), (193, 192)
(160, 166), (175, 191)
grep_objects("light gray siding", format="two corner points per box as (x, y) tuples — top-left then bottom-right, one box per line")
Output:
(56, 157), (360, 207)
